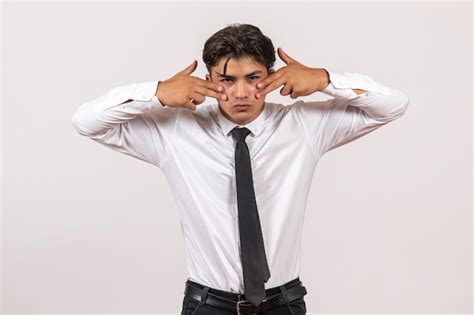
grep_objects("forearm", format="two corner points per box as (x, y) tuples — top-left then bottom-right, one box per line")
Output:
(320, 68), (368, 96)
(72, 81), (164, 136)
(319, 68), (409, 122)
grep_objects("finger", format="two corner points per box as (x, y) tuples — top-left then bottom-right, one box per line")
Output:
(194, 85), (227, 101)
(256, 70), (282, 90)
(280, 83), (293, 96)
(185, 92), (203, 111)
(186, 99), (196, 111)
(195, 78), (225, 93)
(277, 47), (298, 65)
(256, 76), (287, 98)
(189, 91), (205, 105)
(178, 60), (197, 76)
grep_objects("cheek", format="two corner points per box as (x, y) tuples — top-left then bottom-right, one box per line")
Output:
(221, 83), (259, 95)
(251, 83), (261, 96)
(218, 88), (258, 105)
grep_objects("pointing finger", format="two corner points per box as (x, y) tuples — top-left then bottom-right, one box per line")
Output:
(195, 85), (227, 101)
(256, 70), (282, 90)
(256, 76), (287, 98)
(195, 78), (225, 93)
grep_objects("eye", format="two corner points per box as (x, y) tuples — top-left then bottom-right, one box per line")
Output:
(220, 76), (259, 83)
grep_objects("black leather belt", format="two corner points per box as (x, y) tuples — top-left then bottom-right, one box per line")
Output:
(184, 280), (307, 314)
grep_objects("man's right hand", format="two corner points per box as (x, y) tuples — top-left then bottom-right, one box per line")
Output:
(155, 60), (227, 111)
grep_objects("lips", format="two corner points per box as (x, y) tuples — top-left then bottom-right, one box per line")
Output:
(234, 104), (251, 107)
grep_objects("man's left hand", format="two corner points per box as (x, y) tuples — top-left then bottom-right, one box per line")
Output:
(256, 47), (330, 99)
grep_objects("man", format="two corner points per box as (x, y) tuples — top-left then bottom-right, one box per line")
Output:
(72, 23), (409, 315)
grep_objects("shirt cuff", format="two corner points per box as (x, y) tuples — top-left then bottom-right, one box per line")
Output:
(121, 81), (165, 110)
(149, 95), (165, 109)
(321, 69), (393, 99)
(130, 81), (159, 101)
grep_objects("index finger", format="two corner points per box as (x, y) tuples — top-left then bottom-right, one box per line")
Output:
(256, 69), (282, 89)
(194, 85), (227, 101)
(195, 78), (225, 93)
(256, 76), (286, 98)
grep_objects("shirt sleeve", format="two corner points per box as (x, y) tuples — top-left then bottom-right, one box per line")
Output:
(71, 80), (177, 168)
(291, 69), (410, 158)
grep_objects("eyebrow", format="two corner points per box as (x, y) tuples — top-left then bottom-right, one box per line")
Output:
(215, 70), (263, 79)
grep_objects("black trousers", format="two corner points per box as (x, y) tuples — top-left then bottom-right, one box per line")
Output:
(181, 277), (307, 315)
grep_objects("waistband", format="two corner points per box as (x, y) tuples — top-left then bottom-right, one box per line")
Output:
(185, 277), (302, 302)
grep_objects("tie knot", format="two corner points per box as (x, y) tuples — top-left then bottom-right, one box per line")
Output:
(230, 127), (251, 142)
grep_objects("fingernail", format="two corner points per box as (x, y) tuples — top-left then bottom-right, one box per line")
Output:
(257, 83), (261, 88)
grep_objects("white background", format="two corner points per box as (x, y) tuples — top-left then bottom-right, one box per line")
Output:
(2, 1), (472, 314)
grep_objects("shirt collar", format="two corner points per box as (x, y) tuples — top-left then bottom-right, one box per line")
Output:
(215, 103), (267, 138)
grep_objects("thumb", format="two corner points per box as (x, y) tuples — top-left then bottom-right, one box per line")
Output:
(278, 47), (297, 65)
(178, 60), (197, 76)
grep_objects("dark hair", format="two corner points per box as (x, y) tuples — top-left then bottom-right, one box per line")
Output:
(202, 23), (276, 76)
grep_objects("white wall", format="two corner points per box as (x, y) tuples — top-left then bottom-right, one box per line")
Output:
(2, 1), (472, 314)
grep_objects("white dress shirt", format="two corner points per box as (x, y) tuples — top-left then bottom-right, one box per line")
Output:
(72, 69), (409, 293)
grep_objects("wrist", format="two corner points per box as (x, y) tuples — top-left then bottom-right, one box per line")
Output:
(319, 68), (330, 90)
(312, 68), (330, 92)
(156, 81), (166, 107)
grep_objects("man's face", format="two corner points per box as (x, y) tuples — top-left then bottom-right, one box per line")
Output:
(205, 56), (268, 125)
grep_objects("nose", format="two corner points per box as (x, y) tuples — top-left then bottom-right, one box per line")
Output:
(234, 80), (250, 99)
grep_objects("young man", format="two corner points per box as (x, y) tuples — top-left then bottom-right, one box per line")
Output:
(72, 23), (409, 315)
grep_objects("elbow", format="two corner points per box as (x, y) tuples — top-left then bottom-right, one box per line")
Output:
(71, 109), (82, 134)
(380, 89), (410, 122)
(72, 108), (84, 135)
(71, 106), (94, 137)
(396, 92), (410, 117)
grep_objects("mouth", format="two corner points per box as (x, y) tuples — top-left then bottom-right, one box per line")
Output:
(234, 104), (252, 109)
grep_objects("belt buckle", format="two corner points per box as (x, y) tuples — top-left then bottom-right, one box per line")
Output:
(236, 299), (256, 315)
(236, 297), (267, 315)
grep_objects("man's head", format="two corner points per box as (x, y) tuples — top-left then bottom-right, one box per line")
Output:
(203, 23), (276, 125)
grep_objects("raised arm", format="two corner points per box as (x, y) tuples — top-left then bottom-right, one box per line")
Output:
(72, 80), (177, 168)
(72, 60), (227, 168)
(292, 69), (410, 158)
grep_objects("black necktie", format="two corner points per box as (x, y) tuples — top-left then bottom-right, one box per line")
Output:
(230, 126), (271, 306)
